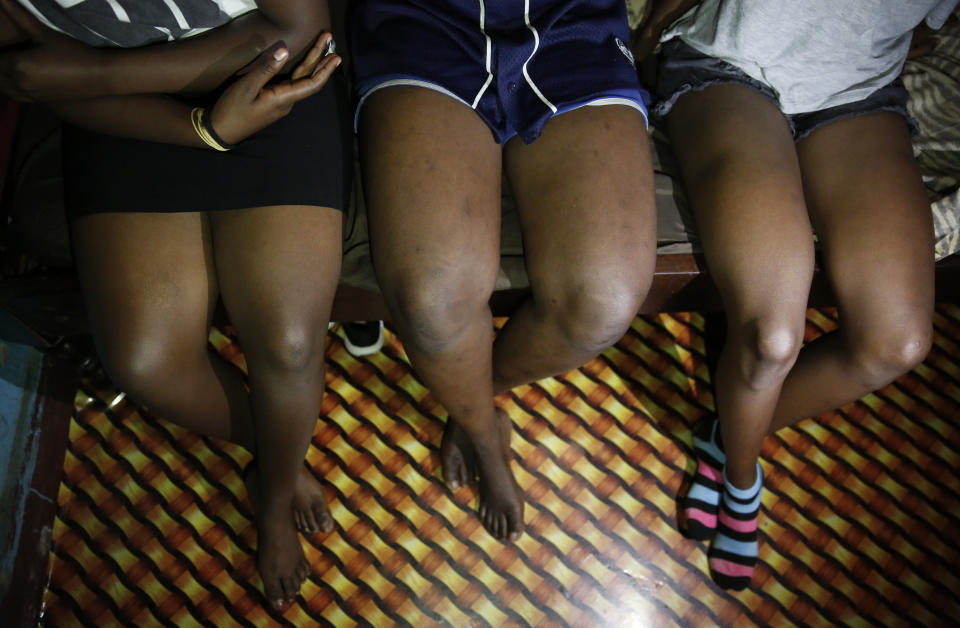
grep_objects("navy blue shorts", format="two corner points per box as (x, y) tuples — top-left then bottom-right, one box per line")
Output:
(653, 39), (917, 141)
(349, 0), (651, 144)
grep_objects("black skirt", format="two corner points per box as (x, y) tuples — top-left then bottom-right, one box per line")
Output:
(62, 72), (352, 218)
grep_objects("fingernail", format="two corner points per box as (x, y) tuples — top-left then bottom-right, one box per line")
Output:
(234, 40), (286, 75)
(273, 47), (288, 62)
(311, 55), (338, 79)
(324, 37), (336, 57)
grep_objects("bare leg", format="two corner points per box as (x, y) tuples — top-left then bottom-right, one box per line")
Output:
(73, 212), (255, 444)
(210, 205), (342, 608)
(73, 209), (341, 609)
(358, 87), (524, 540)
(666, 85), (814, 490)
(442, 104), (656, 488)
(767, 112), (934, 432)
(496, 105), (656, 390)
(74, 214), (330, 487)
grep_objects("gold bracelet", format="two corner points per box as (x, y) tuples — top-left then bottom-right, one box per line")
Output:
(190, 107), (230, 151)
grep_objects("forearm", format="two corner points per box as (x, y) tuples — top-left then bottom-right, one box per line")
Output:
(643, 0), (701, 34)
(632, 0), (701, 63)
(93, 0), (330, 96)
(46, 96), (207, 148)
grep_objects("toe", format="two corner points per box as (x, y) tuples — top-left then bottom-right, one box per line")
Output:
(485, 512), (497, 537)
(302, 507), (319, 534)
(282, 575), (298, 603)
(293, 510), (305, 533)
(444, 455), (463, 490)
(315, 506), (334, 533)
(265, 582), (285, 611)
(508, 512), (523, 541)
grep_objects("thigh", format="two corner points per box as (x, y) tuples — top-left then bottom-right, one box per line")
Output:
(503, 104), (656, 302)
(208, 205), (343, 357)
(797, 112), (934, 333)
(357, 86), (504, 299)
(665, 84), (814, 318)
(71, 211), (216, 366)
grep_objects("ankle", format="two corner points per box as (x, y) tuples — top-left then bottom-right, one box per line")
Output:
(471, 431), (507, 457)
(724, 462), (760, 492)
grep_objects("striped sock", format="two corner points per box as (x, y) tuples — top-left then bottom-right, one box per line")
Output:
(679, 419), (725, 540)
(708, 463), (763, 591)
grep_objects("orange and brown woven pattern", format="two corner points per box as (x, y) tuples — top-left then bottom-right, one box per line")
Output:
(41, 307), (960, 627)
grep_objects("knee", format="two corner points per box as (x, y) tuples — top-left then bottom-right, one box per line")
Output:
(254, 323), (324, 374)
(384, 266), (496, 356)
(848, 319), (932, 388)
(97, 335), (183, 402)
(733, 316), (805, 389)
(539, 280), (644, 354)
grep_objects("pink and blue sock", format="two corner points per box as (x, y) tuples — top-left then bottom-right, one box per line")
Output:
(708, 463), (763, 590)
(679, 419), (725, 540)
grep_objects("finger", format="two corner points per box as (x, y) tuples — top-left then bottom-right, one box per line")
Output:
(234, 40), (286, 77)
(236, 41), (289, 97)
(262, 54), (340, 107)
(0, 0), (49, 40)
(291, 32), (333, 81)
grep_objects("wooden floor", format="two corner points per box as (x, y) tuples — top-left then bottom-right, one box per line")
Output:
(37, 307), (960, 627)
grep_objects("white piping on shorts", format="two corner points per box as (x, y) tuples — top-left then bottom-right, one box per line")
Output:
(546, 97), (650, 132)
(522, 0), (557, 113)
(586, 97), (647, 115)
(471, 0), (494, 108)
(354, 79), (473, 131)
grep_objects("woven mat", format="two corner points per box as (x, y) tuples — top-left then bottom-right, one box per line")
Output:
(41, 308), (960, 626)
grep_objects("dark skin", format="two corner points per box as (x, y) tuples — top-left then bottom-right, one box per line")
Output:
(638, 2), (935, 491)
(0, 0), (329, 98)
(360, 88), (655, 541)
(0, 2), (344, 611)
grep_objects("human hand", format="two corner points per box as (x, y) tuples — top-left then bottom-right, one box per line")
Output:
(208, 33), (341, 145)
(631, 24), (661, 89)
(908, 23), (939, 59)
(0, 0), (105, 101)
(632, 26), (660, 63)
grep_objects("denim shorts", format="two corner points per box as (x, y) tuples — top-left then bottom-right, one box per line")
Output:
(653, 39), (917, 141)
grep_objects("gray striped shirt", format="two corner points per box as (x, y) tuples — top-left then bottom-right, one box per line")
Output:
(19, 0), (257, 47)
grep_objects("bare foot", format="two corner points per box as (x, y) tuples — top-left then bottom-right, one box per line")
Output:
(245, 464), (334, 535)
(444, 408), (524, 541)
(440, 419), (474, 490)
(257, 503), (311, 610)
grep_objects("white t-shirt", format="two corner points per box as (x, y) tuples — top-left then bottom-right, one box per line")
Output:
(662, 0), (959, 114)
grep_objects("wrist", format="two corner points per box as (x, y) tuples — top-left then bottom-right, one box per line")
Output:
(191, 107), (237, 151)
